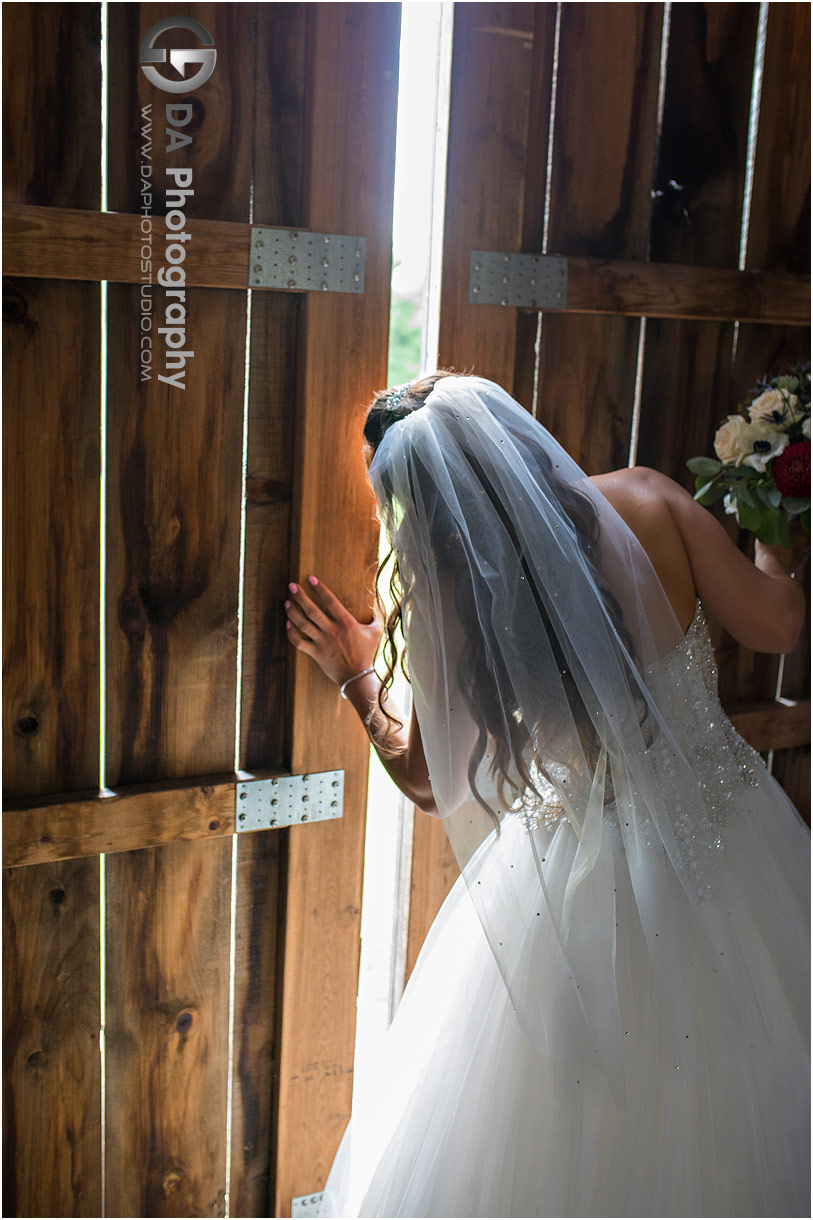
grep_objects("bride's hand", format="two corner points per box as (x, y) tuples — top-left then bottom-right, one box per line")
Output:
(755, 519), (810, 580)
(284, 575), (383, 687)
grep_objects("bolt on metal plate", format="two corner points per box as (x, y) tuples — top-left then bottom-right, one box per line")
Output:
(292, 1192), (324, 1218)
(469, 251), (567, 309)
(250, 227), (365, 293)
(236, 771), (344, 832)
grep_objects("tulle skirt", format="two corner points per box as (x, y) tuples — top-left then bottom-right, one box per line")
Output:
(319, 771), (810, 1218)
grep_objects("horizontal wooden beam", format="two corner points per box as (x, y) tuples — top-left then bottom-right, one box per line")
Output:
(3, 701), (807, 869)
(2, 770), (265, 869)
(3, 204), (810, 325)
(562, 255), (810, 326)
(2, 203), (251, 291)
(728, 698), (811, 753)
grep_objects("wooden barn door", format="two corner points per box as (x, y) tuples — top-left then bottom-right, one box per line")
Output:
(406, 1), (810, 977)
(3, 5), (399, 1217)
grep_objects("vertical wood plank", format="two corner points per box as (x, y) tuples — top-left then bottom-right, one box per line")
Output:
(2, 860), (102, 1218)
(229, 8), (308, 1214)
(437, 3), (536, 388)
(1, 3), (101, 210)
(634, 5), (779, 716)
(733, 1), (810, 802)
(514, 3), (557, 410)
(2, 0), (102, 798)
(104, 283), (245, 784)
(273, 5), (399, 1214)
(2, 278), (101, 797)
(240, 2), (307, 775)
(2, 8), (103, 1217)
(104, 8), (252, 1215)
(228, 831), (284, 1218)
(104, 839), (232, 1218)
(536, 1), (663, 473)
(637, 2), (759, 484)
(107, 3), (257, 224)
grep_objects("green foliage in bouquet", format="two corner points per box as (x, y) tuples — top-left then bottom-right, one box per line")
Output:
(687, 363), (811, 546)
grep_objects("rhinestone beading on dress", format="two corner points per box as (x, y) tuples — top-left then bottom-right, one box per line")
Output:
(505, 600), (765, 894)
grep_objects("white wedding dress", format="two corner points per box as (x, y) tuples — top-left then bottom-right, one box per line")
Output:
(319, 600), (810, 1218)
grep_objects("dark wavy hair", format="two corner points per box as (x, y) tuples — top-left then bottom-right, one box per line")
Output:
(363, 371), (645, 829)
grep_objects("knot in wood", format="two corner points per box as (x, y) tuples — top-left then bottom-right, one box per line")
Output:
(175, 1010), (194, 1035)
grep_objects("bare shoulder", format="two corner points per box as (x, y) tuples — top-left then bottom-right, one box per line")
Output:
(591, 464), (678, 504)
(593, 466), (801, 654)
(589, 466), (696, 629)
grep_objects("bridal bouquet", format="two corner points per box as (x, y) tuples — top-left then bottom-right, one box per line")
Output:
(687, 364), (811, 546)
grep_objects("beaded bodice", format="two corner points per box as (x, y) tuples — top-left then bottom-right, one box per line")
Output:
(652, 598), (763, 805)
(507, 599), (765, 885)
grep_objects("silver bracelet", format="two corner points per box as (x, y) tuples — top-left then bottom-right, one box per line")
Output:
(340, 666), (376, 700)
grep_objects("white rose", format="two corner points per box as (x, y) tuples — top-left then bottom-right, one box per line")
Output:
(740, 421), (789, 472)
(803, 416), (811, 439)
(713, 415), (752, 465)
(748, 388), (800, 425)
(723, 492), (739, 518)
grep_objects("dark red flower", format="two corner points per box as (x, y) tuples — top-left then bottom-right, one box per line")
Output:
(772, 440), (811, 498)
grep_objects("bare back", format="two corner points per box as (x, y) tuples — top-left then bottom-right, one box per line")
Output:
(589, 465), (802, 654)
(589, 468), (698, 633)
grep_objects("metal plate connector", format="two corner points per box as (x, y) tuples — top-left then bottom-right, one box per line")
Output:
(469, 251), (567, 309)
(292, 1192), (324, 1218)
(236, 771), (344, 832)
(250, 227), (365, 293)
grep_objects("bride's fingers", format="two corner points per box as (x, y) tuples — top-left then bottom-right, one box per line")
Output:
(286, 619), (315, 654)
(285, 597), (321, 637)
(288, 581), (332, 632)
(305, 575), (354, 624)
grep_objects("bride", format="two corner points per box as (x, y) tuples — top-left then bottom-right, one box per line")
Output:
(284, 373), (810, 1218)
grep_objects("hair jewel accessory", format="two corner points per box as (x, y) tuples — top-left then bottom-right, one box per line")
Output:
(385, 382), (411, 412)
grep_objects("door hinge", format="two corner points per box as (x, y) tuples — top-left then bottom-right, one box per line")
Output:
(469, 251), (567, 309)
(249, 227), (365, 294)
(235, 771), (344, 832)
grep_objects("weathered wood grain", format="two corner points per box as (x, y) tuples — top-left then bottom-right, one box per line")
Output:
(3, 773), (238, 869)
(559, 256), (809, 325)
(104, 838), (232, 1218)
(437, 3), (537, 385)
(513, 4), (558, 410)
(2, 9), (103, 1216)
(632, 5), (785, 745)
(2, 277), (101, 797)
(228, 829), (284, 1218)
(273, 5), (399, 1215)
(106, 3), (256, 223)
(104, 281), (245, 785)
(730, 1), (810, 820)
(3, 205), (254, 288)
(536, 2), (663, 475)
(230, 8), (308, 1214)
(638, 2), (759, 484)
(105, 4), (248, 782)
(3, 858), (102, 1217)
(103, 7), (253, 1215)
(728, 700), (811, 753)
(1, 3), (101, 210)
